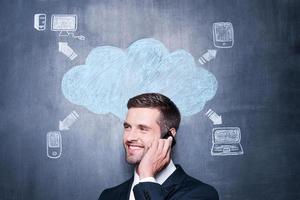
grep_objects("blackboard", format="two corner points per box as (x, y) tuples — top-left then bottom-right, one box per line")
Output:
(0, 0), (300, 199)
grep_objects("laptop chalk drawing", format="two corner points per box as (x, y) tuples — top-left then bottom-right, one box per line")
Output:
(211, 127), (244, 156)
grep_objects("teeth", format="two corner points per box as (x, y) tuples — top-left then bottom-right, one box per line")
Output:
(129, 145), (142, 150)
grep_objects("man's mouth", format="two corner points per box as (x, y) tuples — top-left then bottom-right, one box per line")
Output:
(127, 144), (144, 152)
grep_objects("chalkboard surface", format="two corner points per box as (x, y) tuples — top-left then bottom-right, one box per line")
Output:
(0, 0), (300, 199)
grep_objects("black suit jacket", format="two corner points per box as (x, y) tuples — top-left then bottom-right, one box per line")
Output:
(99, 165), (219, 200)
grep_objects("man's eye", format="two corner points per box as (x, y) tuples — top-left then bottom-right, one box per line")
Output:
(123, 125), (130, 130)
(139, 127), (148, 132)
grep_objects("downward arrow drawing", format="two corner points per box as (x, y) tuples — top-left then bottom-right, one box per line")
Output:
(205, 109), (222, 125)
(59, 110), (79, 131)
(58, 42), (78, 60)
(198, 49), (217, 65)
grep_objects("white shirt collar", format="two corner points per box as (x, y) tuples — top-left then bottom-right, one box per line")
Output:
(131, 159), (176, 189)
(155, 159), (176, 184)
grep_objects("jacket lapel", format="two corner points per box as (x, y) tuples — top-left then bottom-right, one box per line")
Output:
(118, 176), (134, 200)
(161, 165), (186, 198)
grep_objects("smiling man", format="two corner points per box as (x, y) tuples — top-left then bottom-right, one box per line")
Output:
(99, 93), (219, 200)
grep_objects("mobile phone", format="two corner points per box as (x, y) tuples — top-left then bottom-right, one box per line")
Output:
(47, 131), (62, 159)
(213, 22), (234, 48)
(162, 131), (176, 148)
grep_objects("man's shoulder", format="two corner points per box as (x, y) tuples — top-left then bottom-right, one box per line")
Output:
(103, 178), (132, 192)
(99, 178), (132, 200)
(173, 166), (219, 199)
(183, 173), (218, 193)
(182, 169), (218, 199)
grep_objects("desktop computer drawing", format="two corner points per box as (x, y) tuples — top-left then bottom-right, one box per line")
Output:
(34, 13), (47, 31)
(51, 14), (85, 40)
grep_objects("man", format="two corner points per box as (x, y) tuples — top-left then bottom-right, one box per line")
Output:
(99, 93), (219, 200)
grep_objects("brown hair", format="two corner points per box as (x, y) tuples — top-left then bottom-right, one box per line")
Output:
(127, 93), (181, 133)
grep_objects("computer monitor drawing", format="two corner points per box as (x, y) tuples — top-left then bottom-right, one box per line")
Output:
(51, 14), (78, 36)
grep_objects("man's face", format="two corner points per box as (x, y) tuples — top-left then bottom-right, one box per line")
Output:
(123, 107), (162, 165)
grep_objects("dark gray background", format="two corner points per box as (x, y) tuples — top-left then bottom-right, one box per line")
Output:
(0, 0), (300, 199)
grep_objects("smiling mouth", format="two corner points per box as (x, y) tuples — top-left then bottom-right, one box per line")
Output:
(127, 144), (144, 151)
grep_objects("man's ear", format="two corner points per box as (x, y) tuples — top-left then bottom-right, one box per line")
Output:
(169, 128), (176, 137)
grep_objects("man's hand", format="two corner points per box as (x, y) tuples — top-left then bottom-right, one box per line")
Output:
(137, 136), (173, 179)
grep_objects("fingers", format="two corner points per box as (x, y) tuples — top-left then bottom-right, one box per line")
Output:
(162, 137), (171, 153)
(148, 137), (172, 161)
(167, 136), (173, 147)
(157, 137), (172, 161)
(149, 138), (159, 152)
(138, 137), (172, 178)
(163, 137), (172, 158)
(157, 138), (164, 154)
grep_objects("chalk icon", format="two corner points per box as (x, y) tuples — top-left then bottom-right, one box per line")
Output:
(47, 131), (62, 159)
(51, 14), (85, 40)
(205, 109), (222, 125)
(199, 50), (217, 65)
(58, 42), (78, 60)
(213, 22), (234, 48)
(59, 110), (79, 131)
(211, 127), (244, 156)
(34, 13), (47, 31)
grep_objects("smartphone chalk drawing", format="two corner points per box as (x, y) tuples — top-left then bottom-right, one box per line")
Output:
(47, 131), (62, 159)
(213, 22), (234, 48)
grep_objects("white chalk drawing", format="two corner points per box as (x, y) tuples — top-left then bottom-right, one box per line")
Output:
(51, 14), (77, 33)
(213, 22), (234, 48)
(59, 110), (79, 131)
(34, 13), (46, 31)
(61, 38), (218, 119)
(58, 42), (77, 60)
(205, 109), (222, 125)
(199, 50), (217, 65)
(211, 127), (244, 156)
(51, 14), (85, 40)
(47, 131), (62, 159)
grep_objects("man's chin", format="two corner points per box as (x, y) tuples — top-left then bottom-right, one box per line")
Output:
(125, 156), (142, 165)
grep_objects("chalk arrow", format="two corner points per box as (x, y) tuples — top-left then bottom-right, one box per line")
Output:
(58, 42), (77, 60)
(59, 121), (69, 131)
(205, 109), (222, 125)
(59, 110), (79, 131)
(199, 49), (217, 65)
(208, 49), (217, 57)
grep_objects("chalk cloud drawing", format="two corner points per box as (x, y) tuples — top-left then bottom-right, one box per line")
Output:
(213, 22), (234, 48)
(51, 14), (85, 40)
(211, 127), (244, 156)
(34, 13), (47, 31)
(61, 38), (218, 119)
(58, 42), (78, 60)
(47, 131), (62, 159)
